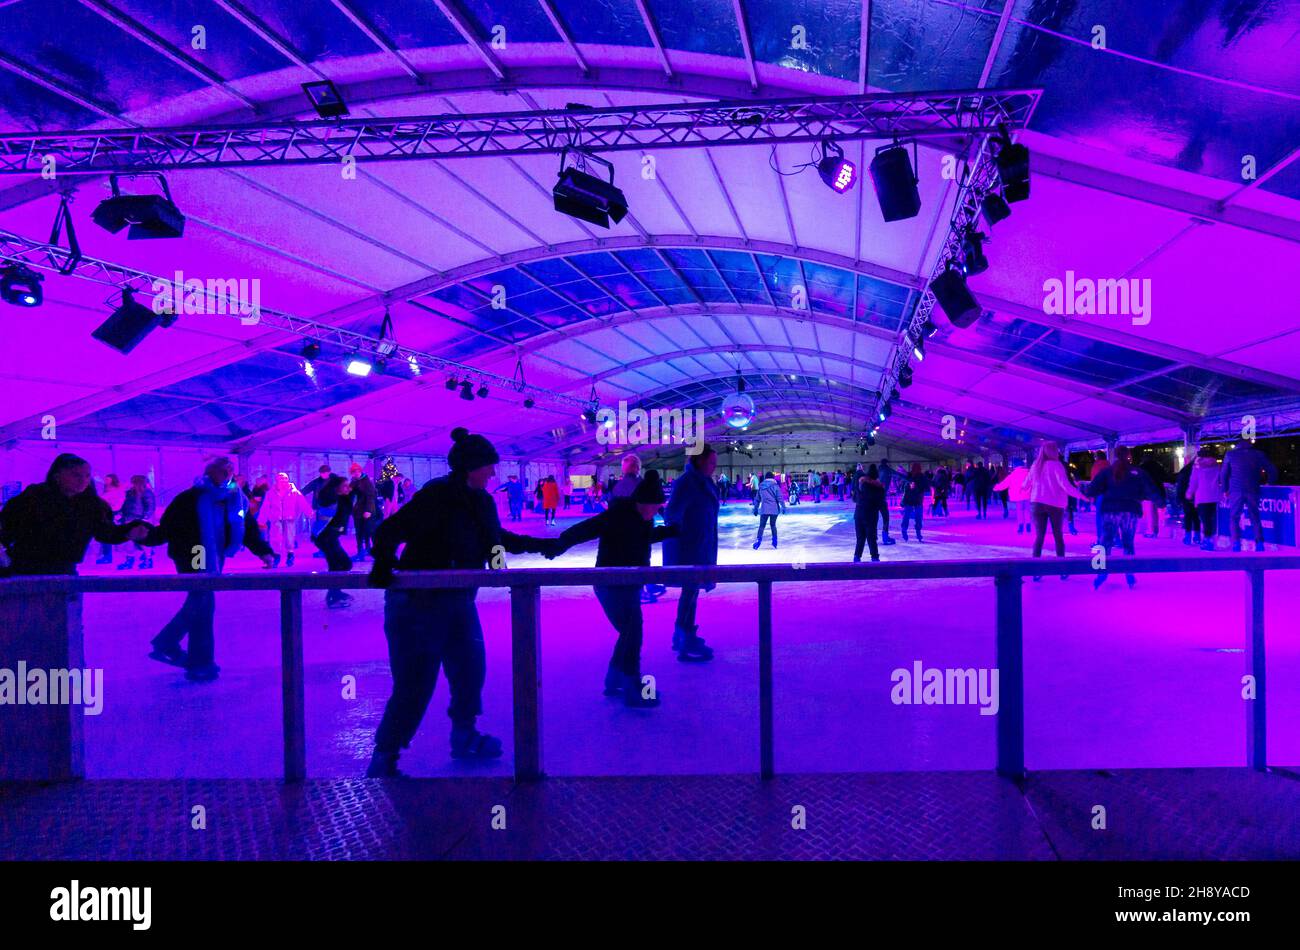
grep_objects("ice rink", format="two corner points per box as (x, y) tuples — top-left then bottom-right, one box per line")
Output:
(77, 498), (1300, 779)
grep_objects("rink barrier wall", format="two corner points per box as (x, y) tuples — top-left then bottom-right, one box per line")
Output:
(1, 555), (1295, 783)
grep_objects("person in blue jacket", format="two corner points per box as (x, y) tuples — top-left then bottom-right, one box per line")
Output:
(661, 445), (719, 661)
(495, 473), (526, 521)
(1221, 444), (1278, 552)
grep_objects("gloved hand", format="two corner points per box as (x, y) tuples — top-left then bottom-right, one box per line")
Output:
(542, 538), (565, 561)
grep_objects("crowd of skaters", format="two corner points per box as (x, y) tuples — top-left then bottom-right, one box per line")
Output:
(0, 432), (1282, 774)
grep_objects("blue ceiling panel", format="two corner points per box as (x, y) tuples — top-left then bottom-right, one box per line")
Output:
(1015, 330), (1176, 388)
(869, 0), (1003, 91)
(550, 0), (652, 47)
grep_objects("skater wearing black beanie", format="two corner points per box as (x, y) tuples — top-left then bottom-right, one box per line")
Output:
(364, 427), (556, 776)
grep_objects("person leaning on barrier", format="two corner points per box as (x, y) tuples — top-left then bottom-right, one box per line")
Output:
(0, 454), (151, 577)
(364, 427), (559, 777)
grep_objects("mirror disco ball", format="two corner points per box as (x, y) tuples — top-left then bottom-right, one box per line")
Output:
(720, 391), (756, 428)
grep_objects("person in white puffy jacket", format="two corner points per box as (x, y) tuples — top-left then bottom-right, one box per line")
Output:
(1185, 448), (1222, 551)
(1020, 443), (1088, 580)
(994, 459), (1033, 534)
(260, 472), (313, 566)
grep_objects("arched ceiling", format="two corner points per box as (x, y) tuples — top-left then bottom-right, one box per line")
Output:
(1, 0), (1298, 462)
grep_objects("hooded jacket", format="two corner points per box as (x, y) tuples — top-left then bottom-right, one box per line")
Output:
(1084, 465), (1158, 516)
(1186, 457), (1223, 506)
(994, 465), (1030, 502)
(0, 481), (138, 575)
(753, 477), (785, 515)
(370, 471), (549, 579)
(149, 477), (270, 574)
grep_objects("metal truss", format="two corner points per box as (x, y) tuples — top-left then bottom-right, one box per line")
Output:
(0, 89), (1041, 176)
(876, 138), (1004, 431)
(0, 229), (588, 410)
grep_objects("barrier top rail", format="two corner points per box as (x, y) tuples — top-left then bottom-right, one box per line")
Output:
(1, 554), (1297, 594)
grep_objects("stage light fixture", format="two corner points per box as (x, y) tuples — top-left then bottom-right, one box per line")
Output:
(912, 335), (926, 361)
(523, 397), (535, 409)
(981, 193), (1011, 227)
(961, 229), (989, 276)
(445, 376), (459, 391)
(994, 133), (1030, 202)
(899, 364), (914, 388)
(816, 140), (857, 193)
(408, 356), (421, 376)
(92, 175), (185, 239)
(459, 380), (475, 401)
(302, 359), (316, 380)
(582, 406), (598, 424)
(868, 142), (921, 222)
(0, 263), (43, 306)
(476, 383), (489, 399)
(922, 318), (938, 338)
(344, 355), (373, 377)
(929, 266), (982, 329)
(91, 288), (172, 354)
(301, 341), (321, 360)
(889, 386), (901, 402)
(554, 150), (628, 229)
(373, 357), (388, 375)
(302, 80), (348, 118)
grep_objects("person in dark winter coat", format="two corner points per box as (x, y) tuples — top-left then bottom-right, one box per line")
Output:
(365, 427), (556, 777)
(348, 463), (378, 560)
(144, 458), (274, 681)
(854, 466), (887, 562)
(968, 461), (993, 519)
(661, 445), (720, 662)
(1082, 446), (1157, 590)
(552, 472), (677, 707)
(313, 474), (356, 608)
(900, 463), (931, 542)
(1221, 444), (1278, 551)
(0, 454), (150, 576)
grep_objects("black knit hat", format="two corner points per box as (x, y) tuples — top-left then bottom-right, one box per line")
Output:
(448, 426), (499, 472)
(632, 469), (665, 505)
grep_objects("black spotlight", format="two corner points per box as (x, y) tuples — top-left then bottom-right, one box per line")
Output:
(868, 142), (921, 222)
(981, 192), (1011, 226)
(459, 380), (475, 401)
(898, 364), (914, 388)
(816, 140), (857, 194)
(92, 175), (185, 239)
(554, 150), (628, 229)
(912, 334), (926, 362)
(929, 266), (982, 329)
(889, 386), (901, 402)
(91, 288), (170, 354)
(476, 383), (489, 399)
(302, 80), (348, 118)
(581, 406), (598, 424)
(0, 263), (43, 306)
(922, 318), (938, 338)
(301, 340), (321, 359)
(523, 397), (535, 409)
(995, 134), (1030, 203)
(445, 376), (459, 391)
(961, 229), (989, 276)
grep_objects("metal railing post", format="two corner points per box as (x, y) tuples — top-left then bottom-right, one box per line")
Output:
(280, 588), (306, 782)
(994, 571), (1025, 781)
(758, 579), (774, 780)
(1245, 569), (1266, 771)
(511, 584), (544, 781)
